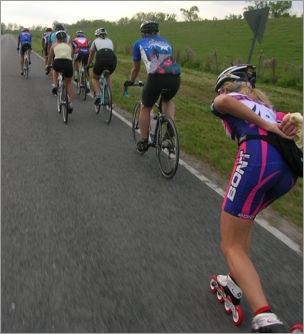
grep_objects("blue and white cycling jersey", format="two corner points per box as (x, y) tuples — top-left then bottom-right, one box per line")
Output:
(132, 35), (180, 75)
(19, 32), (32, 46)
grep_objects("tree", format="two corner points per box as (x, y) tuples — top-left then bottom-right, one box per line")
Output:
(244, 1), (292, 18)
(180, 6), (200, 21)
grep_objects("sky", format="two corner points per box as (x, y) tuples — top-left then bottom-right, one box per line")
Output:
(1, 1), (303, 28)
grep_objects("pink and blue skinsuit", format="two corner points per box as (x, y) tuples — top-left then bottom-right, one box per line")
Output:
(211, 92), (298, 220)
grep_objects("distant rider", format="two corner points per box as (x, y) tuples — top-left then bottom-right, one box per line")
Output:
(17, 27), (32, 76)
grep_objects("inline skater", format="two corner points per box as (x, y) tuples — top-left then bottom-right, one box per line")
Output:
(210, 64), (301, 332)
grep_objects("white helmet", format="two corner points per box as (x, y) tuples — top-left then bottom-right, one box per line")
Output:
(214, 64), (256, 92)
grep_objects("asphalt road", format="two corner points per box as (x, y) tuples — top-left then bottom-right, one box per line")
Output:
(1, 34), (303, 333)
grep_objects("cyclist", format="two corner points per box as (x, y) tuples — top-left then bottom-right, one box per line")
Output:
(45, 30), (74, 112)
(86, 27), (117, 105)
(124, 21), (181, 153)
(17, 27), (32, 76)
(72, 30), (91, 92)
(46, 23), (71, 77)
(210, 64), (300, 333)
(42, 27), (53, 69)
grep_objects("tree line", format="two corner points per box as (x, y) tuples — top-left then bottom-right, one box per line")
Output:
(1, 1), (300, 32)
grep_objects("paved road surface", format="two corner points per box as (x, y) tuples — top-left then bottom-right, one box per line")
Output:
(1, 34), (303, 333)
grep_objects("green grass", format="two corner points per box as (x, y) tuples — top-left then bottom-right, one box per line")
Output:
(9, 17), (303, 228)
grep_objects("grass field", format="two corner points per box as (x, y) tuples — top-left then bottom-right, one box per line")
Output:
(9, 17), (303, 228)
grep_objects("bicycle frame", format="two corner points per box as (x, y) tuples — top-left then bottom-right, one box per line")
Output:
(127, 82), (180, 179)
(77, 59), (88, 100)
(94, 69), (113, 124)
(57, 72), (69, 124)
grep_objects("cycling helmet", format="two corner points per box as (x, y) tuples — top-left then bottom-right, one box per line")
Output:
(94, 28), (107, 37)
(76, 30), (85, 37)
(22, 28), (29, 32)
(55, 23), (65, 32)
(56, 30), (67, 40)
(214, 64), (256, 92)
(140, 21), (159, 34)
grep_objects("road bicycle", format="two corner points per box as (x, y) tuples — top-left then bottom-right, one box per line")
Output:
(77, 59), (89, 101)
(48, 66), (69, 124)
(89, 65), (113, 124)
(124, 82), (180, 179)
(18, 45), (30, 79)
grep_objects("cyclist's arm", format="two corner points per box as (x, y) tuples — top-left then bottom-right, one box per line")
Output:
(129, 60), (141, 83)
(17, 35), (20, 49)
(87, 50), (95, 66)
(46, 45), (55, 67)
(213, 93), (293, 139)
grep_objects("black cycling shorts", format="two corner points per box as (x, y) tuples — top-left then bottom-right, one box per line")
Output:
(75, 49), (90, 65)
(93, 49), (117, 76)
(52, 59), (73, 78)
(21, 43), (31, 55)
(142, 74), (181, 108)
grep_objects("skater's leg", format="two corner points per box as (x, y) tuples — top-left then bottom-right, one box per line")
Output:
(220, 210), (269, 312)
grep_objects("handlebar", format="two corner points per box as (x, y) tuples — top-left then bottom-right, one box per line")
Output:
(123, 81), (144, 97)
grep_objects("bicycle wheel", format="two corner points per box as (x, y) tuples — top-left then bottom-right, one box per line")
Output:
(103, 84), (112, 124)
(132, 101), (143, 154)
(24, 57), (29, 79)
(156, 115), (179, 179)
(61, 82), (68, 124)
(57, 81), (61, 113)
(81, 68), (87, 101)
(77, 68), (81, 95)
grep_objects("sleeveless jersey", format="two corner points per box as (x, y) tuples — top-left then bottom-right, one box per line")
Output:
(54, 43), (72, 60)
(132, 35), (180, 75)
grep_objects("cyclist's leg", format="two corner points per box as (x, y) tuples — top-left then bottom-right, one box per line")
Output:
(20, 45), (25, 74)
(64, 60), (74, 111)
(104, 54), (117, 91)
(161, 75), (181, 120)
(92, 62), (102, 104)
(140, 75), (159, 141)
(73, 52), (79, 80)
(52, 60), (61, 94)
(28, 45), (32, 63)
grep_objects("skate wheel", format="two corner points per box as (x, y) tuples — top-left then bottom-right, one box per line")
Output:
(224, 295), (232, 314)
(210, 275), (217, 293)
(216, 285), (224, 303)
(289, 324), (303, 333)
(232, 305), (244, 326)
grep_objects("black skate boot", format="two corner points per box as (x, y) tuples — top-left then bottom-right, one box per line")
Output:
(210, 274), (244, 326)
